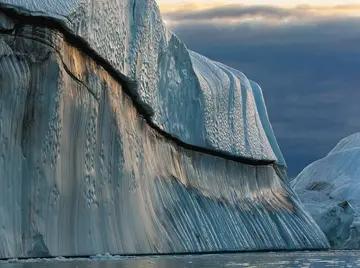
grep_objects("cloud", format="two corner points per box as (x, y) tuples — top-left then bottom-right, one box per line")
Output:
(161, 4), (360, 25)
(163, 5), (306, 21)
(161, 5), (360, 176)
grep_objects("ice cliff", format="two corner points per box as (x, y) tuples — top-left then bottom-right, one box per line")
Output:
(0, 0), (328, 258)
(0, 0), (286, 165)
(293, 133), (360, 249)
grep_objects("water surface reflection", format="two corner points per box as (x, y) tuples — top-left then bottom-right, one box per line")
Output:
(2, 251), (360, 268)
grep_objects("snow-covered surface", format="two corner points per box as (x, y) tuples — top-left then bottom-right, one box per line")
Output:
(0, 15), (328, 257)
(292, 133), (360, 248)
(0, 0), (285, 165)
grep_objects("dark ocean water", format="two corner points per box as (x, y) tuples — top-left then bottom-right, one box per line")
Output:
(1, 251), (360, 268)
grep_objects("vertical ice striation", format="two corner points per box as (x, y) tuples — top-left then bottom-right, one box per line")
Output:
(0, 0), (285, 165)
(0, 0), (328, 258)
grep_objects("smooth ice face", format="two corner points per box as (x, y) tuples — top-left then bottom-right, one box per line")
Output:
(0, 0), (285, 165)
(293, 133), (360, 248)
(328, 133), (360, 156)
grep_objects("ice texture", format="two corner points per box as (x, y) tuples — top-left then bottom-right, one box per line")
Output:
(293, 133), (360, 248)
(0, 0), (285, 165)
(0, 15), (328, 257)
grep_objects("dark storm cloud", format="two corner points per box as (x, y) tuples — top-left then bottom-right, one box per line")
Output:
(164, 9), (360, 176)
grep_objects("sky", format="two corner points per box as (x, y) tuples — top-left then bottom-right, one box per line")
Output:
(157, 1), (360, 177)
(158, 0), (360, 6)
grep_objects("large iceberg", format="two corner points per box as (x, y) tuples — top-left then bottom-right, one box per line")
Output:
(293, 133), (360, 248)
(0, 0), (327, 258)
(0, 0), (285, 165)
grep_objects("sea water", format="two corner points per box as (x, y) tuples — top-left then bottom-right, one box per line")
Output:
(1, 251), (360, 268)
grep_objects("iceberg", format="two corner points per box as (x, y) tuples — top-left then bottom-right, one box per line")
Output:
(293, 133), (360, 248)
(0, 0), (285, 165)
(0, 0), (328, 258)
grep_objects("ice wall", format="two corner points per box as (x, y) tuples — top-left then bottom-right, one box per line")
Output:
(293, 133), (360, 248)
(0, 12), (329, 257)
(0, 0), (285, 165)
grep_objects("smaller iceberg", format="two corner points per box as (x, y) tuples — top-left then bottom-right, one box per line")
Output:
(292, 133), (360, 248)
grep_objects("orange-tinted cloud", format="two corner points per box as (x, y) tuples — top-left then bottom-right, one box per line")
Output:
(159, 3), (360, 26)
